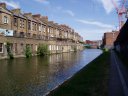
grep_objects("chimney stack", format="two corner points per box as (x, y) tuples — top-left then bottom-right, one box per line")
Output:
(0, 3), (6, 9)
(11, 9), (21, 14)
(33, 14), (41, 19)
(24, 13), (32, 17)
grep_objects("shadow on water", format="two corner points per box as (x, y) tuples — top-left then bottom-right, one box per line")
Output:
(0, 49), (102, 96)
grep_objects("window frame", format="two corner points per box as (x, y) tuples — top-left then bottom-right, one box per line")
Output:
(0, 43), (3, 53)
(3, 16), (8, 24)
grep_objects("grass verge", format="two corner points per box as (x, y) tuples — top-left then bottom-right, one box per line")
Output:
(47, 52), (110, 96)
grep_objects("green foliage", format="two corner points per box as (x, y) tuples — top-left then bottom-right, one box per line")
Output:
(102, 48), (109, 52)
(6, 42), (14, 59)
(24, 45), (32, 58)
(37, 44), (49, 56)
(85, 46), (91, 49)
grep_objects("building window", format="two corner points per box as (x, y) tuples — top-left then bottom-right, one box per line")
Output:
(3, 16), (8, 24)
(15, 43), (17, 54)
(35, 24), (36, 31)
(20, 19), (22, 28)
(0, 43), (3, 53)
(20, 32), (24, 38)
(28, 21), (31, 30)
(14, 17), (17, 26)
(32, 22), (34, 31)
(22, 20), (25, 28)
(13, 30), (17, 36)
(49, 45), (52, 50)
(39, 25), (41, 31)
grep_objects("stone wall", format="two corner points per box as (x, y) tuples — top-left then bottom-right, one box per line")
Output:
(0, 36), (83, 59)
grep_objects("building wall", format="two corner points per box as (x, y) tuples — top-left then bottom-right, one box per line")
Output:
(0, 8), (12, 30)
(103, 31), (119, 49)
(0, 36), (83, 59)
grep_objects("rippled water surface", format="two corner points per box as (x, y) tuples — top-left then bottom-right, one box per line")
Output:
(0, 49), (102, 96)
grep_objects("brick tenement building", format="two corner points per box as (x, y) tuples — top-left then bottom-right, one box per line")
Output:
(0, 3), (83, 59)
(102, 31), (119, 49)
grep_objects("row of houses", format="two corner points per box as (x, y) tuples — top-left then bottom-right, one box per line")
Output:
(0, 3), (83, 59)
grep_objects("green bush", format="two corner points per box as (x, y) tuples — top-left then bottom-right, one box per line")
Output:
(102, 48), (109, 52)
(37, 44), (49, 56)
(25, 46), (32, 58)
(6, 42), (14, 59)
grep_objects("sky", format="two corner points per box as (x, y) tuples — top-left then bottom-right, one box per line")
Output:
(0, 0), (126, 40)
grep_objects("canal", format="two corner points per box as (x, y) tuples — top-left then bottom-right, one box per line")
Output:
(0, 49), (102, 96)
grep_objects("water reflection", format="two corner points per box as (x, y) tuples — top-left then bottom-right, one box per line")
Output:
(0, 49), (102, 96)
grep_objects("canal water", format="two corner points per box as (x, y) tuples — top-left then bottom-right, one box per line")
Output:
(0, 49), (102, 96)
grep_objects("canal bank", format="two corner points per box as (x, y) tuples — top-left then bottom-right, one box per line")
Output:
(47, 51), (110, 96)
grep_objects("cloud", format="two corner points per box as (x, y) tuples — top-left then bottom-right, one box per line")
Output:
(0, 0), (20, 8)
(76, 19), (114, 29)
(35, 0), (50, 5)
(64, 10), (75, 17)
(96, 0), (120, 14)
(76, 28), (112, 40)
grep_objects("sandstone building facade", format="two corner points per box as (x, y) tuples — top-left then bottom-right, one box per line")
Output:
(0, 3), (83, 59)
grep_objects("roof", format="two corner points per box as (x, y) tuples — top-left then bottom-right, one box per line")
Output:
(13, 13), (26, 19)
(0, 7), (12, 15)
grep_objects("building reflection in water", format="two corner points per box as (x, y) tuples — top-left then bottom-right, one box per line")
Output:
(0, 49), (102, 96)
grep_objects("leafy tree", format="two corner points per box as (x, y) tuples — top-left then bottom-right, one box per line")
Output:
(25, 45), (32, 58)
(37, 44), (49, 56)
(6, 42), (14, 59)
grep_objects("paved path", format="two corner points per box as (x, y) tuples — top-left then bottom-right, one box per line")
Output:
(109, 50), (128, 96)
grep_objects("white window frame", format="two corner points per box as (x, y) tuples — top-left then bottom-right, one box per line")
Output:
(3, 16), (8, 24)
(39, 25), (41, 31)
(49, 45), (52, 50)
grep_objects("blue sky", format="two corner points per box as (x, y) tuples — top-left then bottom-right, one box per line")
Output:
(0, 0), (124, 40)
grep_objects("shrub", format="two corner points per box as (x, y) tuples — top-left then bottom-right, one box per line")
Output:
(37, 44), (49, 56)
(102, 48), (108, 52)
(25, 46), (32, 58)
(6, 42), (14, 59)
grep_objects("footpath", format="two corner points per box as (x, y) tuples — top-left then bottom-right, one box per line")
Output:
(109, 50), (128, 96)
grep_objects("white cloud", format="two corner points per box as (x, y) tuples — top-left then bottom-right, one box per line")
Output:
(97, 0), (120, 14)
(76, 19), (114, 29)
(64, 10), (75, 17)
(35, 0), (50, 5)
(0, 0), (20, 8)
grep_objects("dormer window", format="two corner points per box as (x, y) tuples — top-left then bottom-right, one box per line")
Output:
(3, 16), (8, 24)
